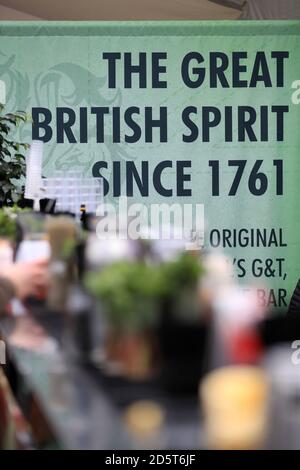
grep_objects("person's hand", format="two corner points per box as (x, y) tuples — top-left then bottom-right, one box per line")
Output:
(5, 259), (49, 300)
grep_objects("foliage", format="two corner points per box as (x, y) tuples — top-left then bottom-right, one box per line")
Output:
(161, 252), (203, 299)
(0, 205), (33, 240)
(85, 261), (165, 333)
(85, 252), (203, 332)
(0, 103), (30, 205)
(0, 206), (17, 240)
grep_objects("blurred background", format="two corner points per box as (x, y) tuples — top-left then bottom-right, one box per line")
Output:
(0, 198), (299, 450)
(1, 0), (300, 453)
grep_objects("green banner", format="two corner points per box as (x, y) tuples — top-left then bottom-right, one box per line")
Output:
(1, 20), (300, 310)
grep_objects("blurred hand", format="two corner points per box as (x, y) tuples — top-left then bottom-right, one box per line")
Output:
(5, 259), (49, 300)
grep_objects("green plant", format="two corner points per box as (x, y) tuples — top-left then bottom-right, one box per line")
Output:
(0, 103), (30, 205)
(0, 205), (32, 240)
(85, 252), (203, 332)
(161, 252), (203, 298)
(85, 261), (165, 333)
(0, 207), (17, 240)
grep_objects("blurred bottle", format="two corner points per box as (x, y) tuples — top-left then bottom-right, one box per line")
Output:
(124, 400), (166, 449)
(46, 216), (78, 313)
(79, 204), (87, 228)
(201, 253), (265, 368)
(200, 366), (269, 449)
(16, 212), (50, 301)
(65, 284), (93, 363)
(263, 345), (300, 449)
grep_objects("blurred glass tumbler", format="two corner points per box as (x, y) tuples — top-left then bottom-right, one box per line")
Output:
(263, 345), (300, 449)
(0, 239), (14, 266)
(17, 212), (47, 241)
(124, 400), (165, 449)
(200, 366), (269, 449)
(46, 216), (77, 312)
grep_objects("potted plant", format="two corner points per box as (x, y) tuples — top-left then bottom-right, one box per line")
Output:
(162, 251), (203, 321)
(0, 207), (18, 265)
(85, 260), (164, 380)
(158, 252), (208, 393)
(0, 207), (17, 241)
(0, 103), (30, 207)
(0, 206), (37, 265)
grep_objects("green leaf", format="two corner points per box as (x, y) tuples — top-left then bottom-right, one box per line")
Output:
(2, 148), (11, 157)
(14, 153), (25, 160)
(2, 118), (17, 126)
(20, 143), (30, 150)
(0, 105), (28, 204)
(0, 126), (9, 135)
